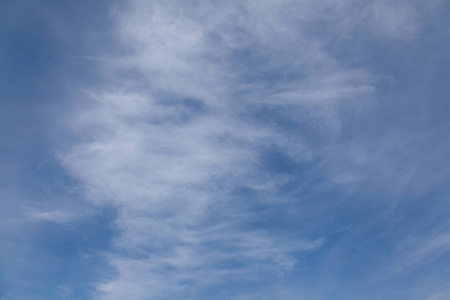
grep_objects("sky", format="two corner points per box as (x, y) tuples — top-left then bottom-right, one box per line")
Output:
(1, 0), (450, 299)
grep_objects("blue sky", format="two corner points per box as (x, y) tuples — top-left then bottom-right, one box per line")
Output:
(1, 0), (450, 299)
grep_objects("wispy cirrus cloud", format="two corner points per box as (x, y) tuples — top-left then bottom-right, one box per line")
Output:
(54, 0), (450, 299)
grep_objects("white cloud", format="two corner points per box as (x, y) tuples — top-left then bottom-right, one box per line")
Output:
(24, 208), (85, 223)
(59, 0), (443, 298)
(424, 293), (450, 300)
(396, 233), (450, 270)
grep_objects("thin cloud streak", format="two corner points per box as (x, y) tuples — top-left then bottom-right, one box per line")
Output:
(57, 0), (449, 299)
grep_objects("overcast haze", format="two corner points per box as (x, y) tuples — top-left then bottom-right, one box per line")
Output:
(1, 0), (450, 299)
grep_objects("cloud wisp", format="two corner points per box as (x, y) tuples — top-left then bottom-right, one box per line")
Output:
(56, 0), (449, 299)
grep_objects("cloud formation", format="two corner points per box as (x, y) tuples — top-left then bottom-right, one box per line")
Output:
(52, 0), (450, 299)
